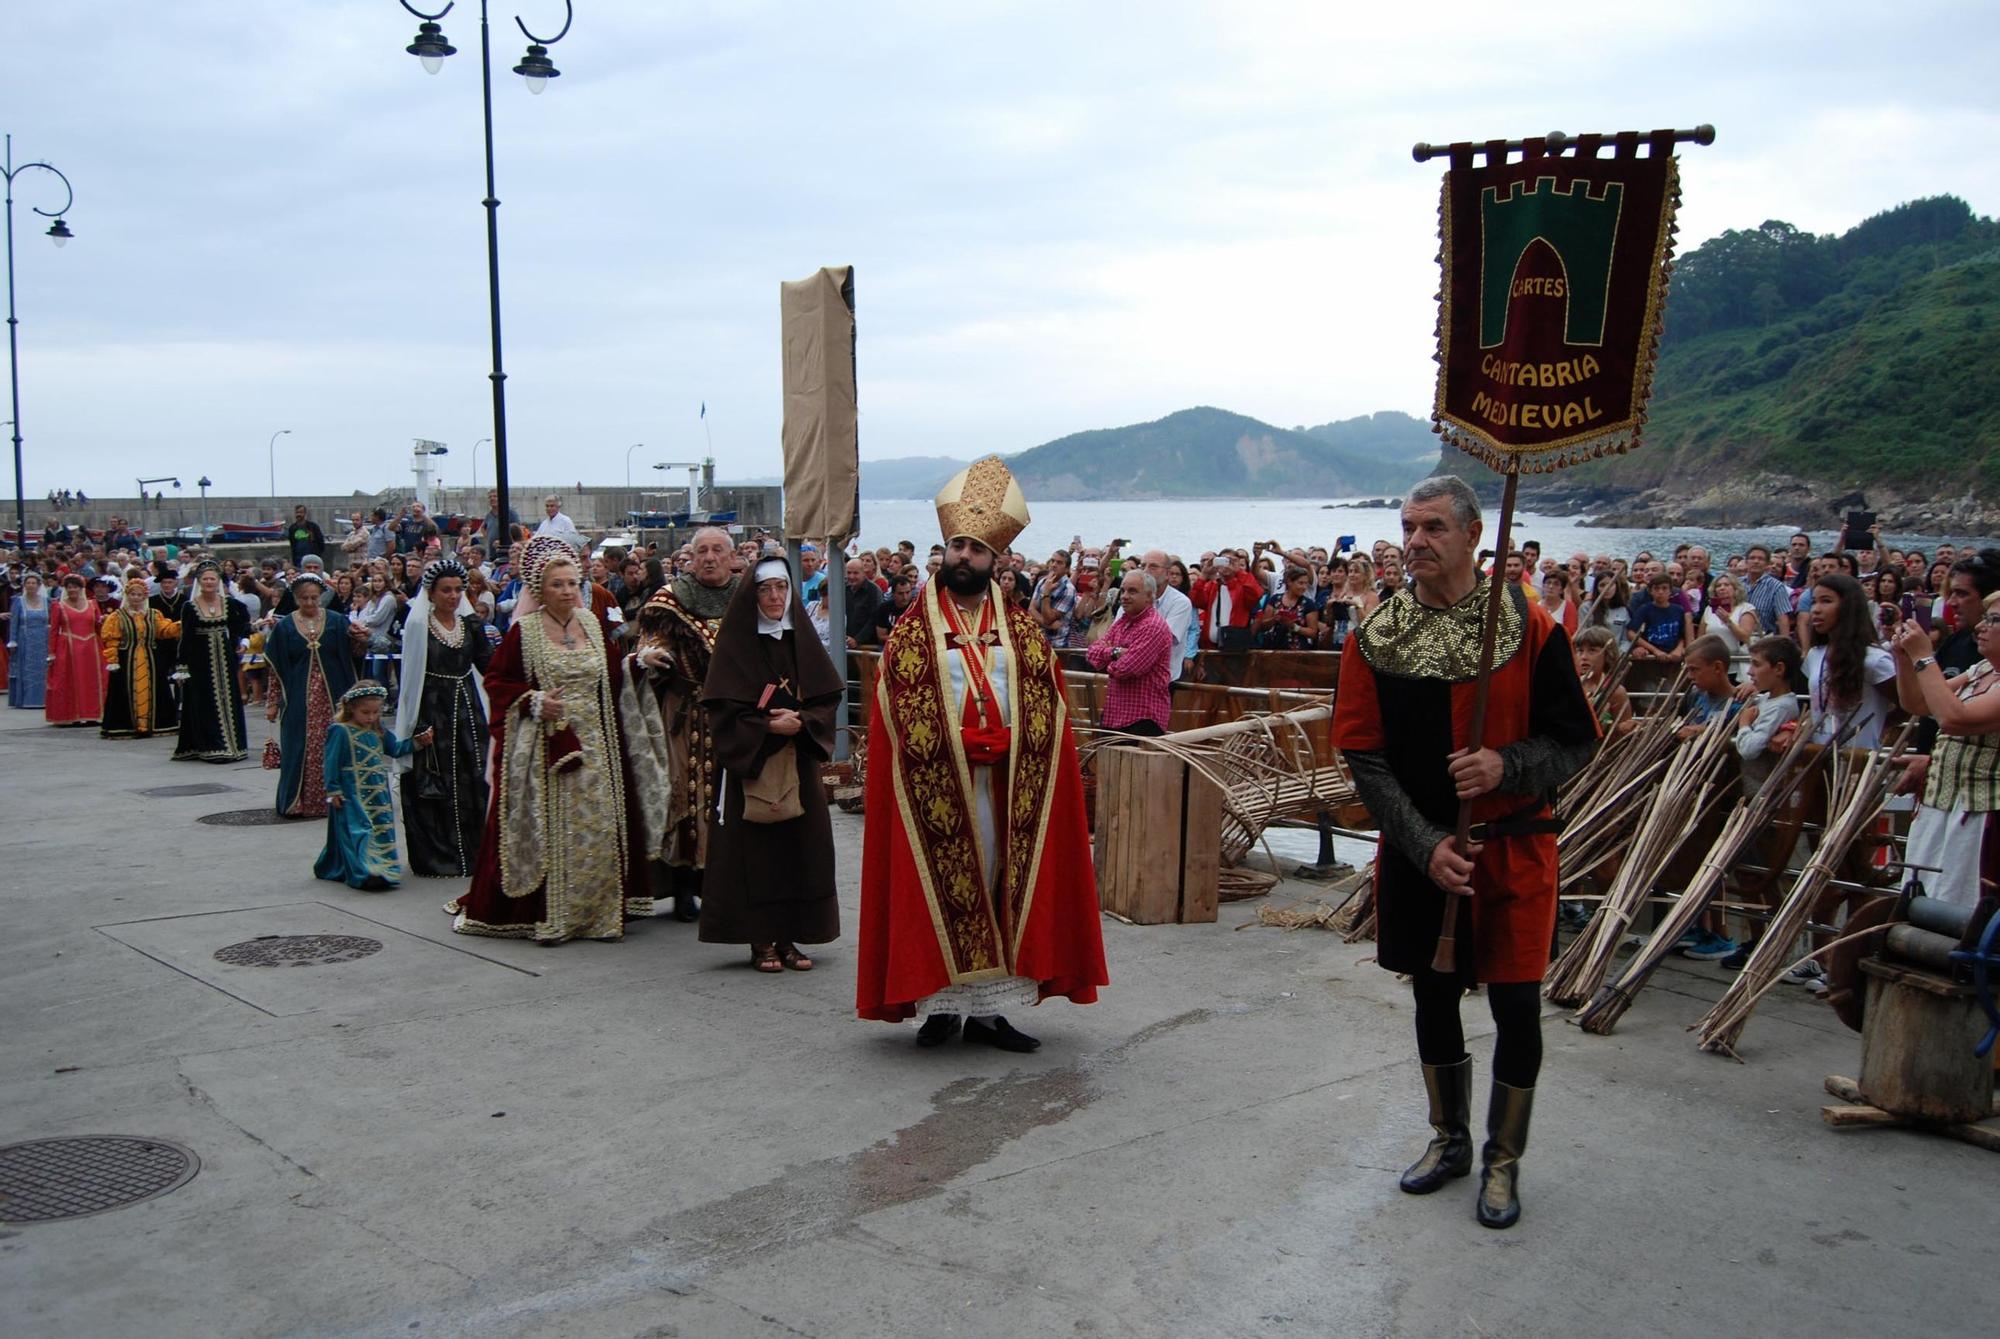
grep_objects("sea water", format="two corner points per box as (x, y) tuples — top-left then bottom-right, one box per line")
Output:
(849, 497), (1983, 565)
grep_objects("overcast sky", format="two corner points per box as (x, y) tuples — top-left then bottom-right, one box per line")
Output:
(6, 1), (1995, 501)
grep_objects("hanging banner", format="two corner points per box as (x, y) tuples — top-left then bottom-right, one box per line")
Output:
(1432, 132), (1683, 473)
(780, 266), (859, 541)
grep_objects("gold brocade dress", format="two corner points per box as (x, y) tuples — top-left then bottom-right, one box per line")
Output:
(454, 613), (636, 943)
(527, 634), (627, 938)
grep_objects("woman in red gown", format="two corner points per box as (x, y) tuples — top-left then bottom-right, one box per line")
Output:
(46, 574), (107, 726)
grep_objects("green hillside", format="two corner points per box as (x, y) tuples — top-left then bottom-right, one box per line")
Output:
(1007, 406), (1434, 500)
(1298, 410), (1442, 470)
(1561, 196), (2000, 496)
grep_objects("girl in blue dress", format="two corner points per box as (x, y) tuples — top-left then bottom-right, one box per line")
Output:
(315, 681), (434, 891)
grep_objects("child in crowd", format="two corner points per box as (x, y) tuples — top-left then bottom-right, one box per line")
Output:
(1718, 637), (1809, 972)
(1676, 635), (1741, 959)
(1572, 626), (1633, 737)
(1627, 573), (1690, 664)
(1676, 635), (1740, 739)
(315, 680), (433, 892)
(1733, 636), (1805, 795)
(240, 627), (267, 706)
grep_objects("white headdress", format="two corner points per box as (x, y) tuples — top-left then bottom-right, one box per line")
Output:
(753, 557), (793, 638)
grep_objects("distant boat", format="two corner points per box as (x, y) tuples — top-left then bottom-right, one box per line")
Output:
(212, 520), (287, 544)
(625, 509), (737, 528)
(4, 527), (105, 550)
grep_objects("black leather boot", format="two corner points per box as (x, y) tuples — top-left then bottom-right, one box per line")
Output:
(1398, 1056), (1473, 1194)
(1476, 1080), (1534, 1229)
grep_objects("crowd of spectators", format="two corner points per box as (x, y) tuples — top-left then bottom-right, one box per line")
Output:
(9, 505), (1996, 814)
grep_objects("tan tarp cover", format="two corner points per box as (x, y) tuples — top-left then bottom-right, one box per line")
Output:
(780, 266), (858, 541)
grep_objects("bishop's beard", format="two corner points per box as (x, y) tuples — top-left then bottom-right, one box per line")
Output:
(942, 559), (990, 596)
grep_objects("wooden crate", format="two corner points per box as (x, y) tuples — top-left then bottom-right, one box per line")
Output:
(1093, 744), (1223, 924)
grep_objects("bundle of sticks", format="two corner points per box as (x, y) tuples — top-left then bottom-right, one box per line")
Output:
(1553, 669), (1689, 894)
(1544, 702), (1740, 1009)
(1330, 860), (1378, 942)
(1572, 712), (1828, 1033)
(1693, 727), (1912, 1059)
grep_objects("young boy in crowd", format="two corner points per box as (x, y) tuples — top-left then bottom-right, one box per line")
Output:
(1676, 635), (1739, 739)
(1676, 635), (1741, 959)
(1624, 575), (1688, 703)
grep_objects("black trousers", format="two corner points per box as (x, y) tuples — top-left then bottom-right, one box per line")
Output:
(1105, 718), (1166, 737)
(1411, 968), (1543, 1088)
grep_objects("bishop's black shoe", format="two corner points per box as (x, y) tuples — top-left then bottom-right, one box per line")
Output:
(963, 1016), (1041, 1053)
(916, 1014), (962, 1048)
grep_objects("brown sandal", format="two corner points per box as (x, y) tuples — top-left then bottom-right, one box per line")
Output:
(752, 944), (783, 973)
(778, 944), (814, 972)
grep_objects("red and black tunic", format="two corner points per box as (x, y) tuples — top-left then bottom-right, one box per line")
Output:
(1333, 579), (1597, 984)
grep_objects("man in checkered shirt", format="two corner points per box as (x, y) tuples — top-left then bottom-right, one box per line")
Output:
(1084, 568), (1176, 735)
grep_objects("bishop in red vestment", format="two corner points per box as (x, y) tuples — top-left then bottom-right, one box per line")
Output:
(857, 456), (1108, 1051)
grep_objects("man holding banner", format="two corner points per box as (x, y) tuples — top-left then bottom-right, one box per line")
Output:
(1336, 126), (1697, 1228)
(1334, 477), (1596, 1228)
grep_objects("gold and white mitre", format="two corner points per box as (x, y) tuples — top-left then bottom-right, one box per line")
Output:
(934, 455), (1030, 551)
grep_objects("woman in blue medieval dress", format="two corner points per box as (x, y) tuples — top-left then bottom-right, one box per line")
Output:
(263, 572), (358, 817)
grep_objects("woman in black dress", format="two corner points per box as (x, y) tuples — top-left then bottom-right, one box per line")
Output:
(174, 560), (252, 763)
(394, 558), (493, 877)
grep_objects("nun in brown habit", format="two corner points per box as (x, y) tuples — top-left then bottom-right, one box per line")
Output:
(698, 556), (845, 971)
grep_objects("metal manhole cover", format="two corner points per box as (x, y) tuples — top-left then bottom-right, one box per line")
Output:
(196, 808), (285, 827)
(137, 783), (239, 798)
(0, 1136), (200, 1223)
(213, 934), (383, 968)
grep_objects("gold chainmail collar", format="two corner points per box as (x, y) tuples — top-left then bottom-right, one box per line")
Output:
(1354, 576), (1527, 683)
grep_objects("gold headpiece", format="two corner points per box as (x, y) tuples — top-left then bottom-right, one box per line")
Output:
(934, 455), (1029, 552)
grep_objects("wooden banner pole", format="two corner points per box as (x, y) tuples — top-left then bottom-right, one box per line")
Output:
(1431, 468), (1519, 975)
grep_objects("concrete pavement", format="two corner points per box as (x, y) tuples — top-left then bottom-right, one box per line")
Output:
(0, 705), (1987, 1339)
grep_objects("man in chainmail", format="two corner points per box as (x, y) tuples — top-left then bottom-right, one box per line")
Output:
(630, 527), (739, 921)
(1331, 475), (1596, 1230)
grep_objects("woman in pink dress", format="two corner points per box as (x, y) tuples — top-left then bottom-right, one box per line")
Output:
(46, 574), (107, 726)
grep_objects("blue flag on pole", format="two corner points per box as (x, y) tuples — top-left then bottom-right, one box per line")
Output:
(699, 402), (706, 419)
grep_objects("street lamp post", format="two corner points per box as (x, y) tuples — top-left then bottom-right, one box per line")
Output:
(3, 134), (75, 551)
(473, 436), (489, 493)
(137, 476), (180, 538)
(397, 0), (574, 560)
(197, 476), (212, 541)
(624, 441), (645, 487)
(267, 428), (292, 500)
